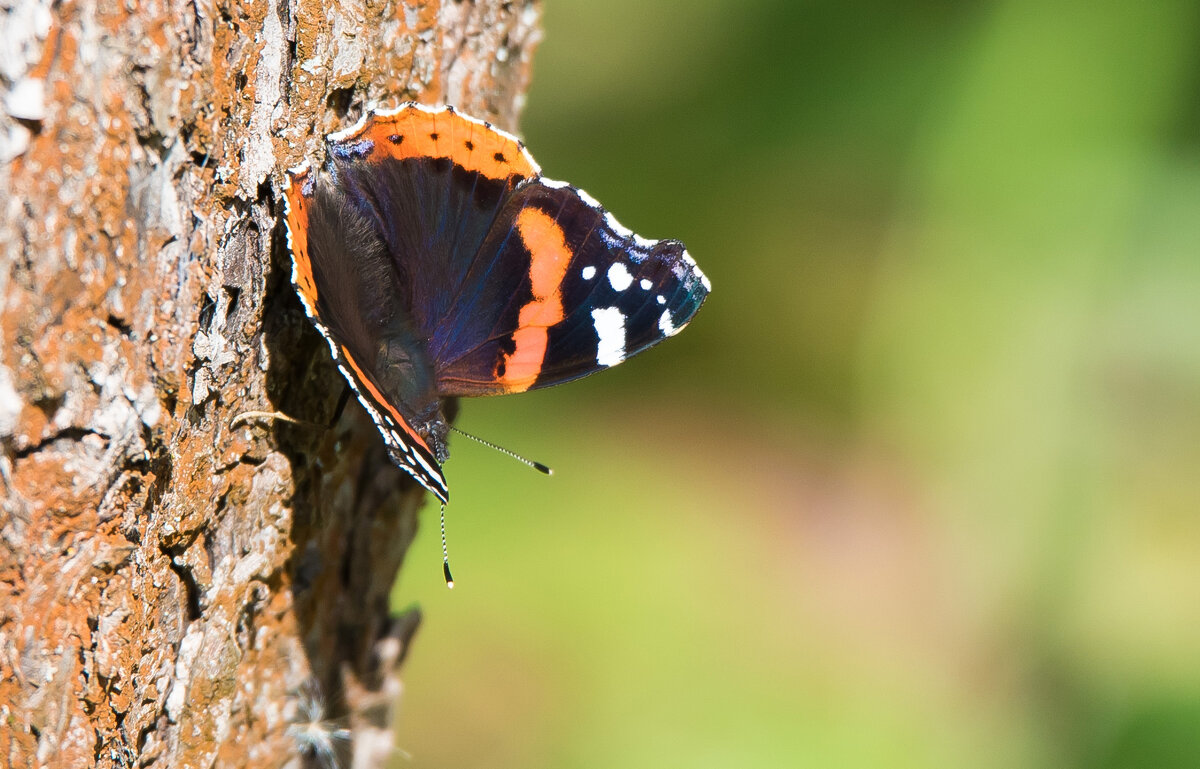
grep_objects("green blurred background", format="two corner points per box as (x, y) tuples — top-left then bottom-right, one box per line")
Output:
(391, 2), (1200, 767)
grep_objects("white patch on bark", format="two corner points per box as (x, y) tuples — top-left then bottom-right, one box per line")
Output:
(238, 0), (283, 198)
(0, 365), (21, 435)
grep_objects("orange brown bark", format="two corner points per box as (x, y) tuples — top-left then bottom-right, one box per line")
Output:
(0, 1), (539, 766)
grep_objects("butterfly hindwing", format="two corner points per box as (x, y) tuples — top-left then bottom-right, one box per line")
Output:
(285, 168), (450, 502)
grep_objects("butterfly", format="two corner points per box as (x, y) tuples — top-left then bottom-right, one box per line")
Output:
(283, 103), (710, 505)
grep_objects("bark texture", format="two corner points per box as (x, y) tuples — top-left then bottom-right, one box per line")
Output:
(0, 1), (540, 766)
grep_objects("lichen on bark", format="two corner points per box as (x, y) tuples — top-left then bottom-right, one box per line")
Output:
(0, 1), (540, 766)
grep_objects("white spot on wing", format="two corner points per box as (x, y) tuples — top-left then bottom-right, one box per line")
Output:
(591, 307), (626, 367)
(656, 294), (666, 305)
(659, 309), (678, 337)
(607, 262), (633, 291)
(639, 278), (652, 290)
(682, 249), (712, 291)
(581, 265), (596, 280)
(410, 444), (442, 480)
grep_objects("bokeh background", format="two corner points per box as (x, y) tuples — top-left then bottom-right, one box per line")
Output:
(391, 2), (1200, 767)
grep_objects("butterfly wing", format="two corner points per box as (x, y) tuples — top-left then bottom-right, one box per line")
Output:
(284, 105), (542, 502)
(430, 179), (711, 396)
(285, 166), (451, 502)
(319, 104), (540, 338)
(284, 104), (710, 500)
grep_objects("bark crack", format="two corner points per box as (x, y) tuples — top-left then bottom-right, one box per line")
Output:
(11, 426), (109, 460)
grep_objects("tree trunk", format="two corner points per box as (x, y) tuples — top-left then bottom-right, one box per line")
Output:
(0, 1), (539, 766)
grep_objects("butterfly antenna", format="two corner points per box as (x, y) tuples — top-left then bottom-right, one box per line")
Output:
(451, 427), (553, 475)
(440, 503), (455, 589)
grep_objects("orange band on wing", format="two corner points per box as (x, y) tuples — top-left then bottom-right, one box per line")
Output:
(341, 348), (433, 455)
(349, 107), (537, 182)
(495, 208), (572, 391)
(284, 168), (319, 309)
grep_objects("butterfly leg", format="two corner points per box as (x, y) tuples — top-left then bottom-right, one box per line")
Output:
(328, 383), (353, 428)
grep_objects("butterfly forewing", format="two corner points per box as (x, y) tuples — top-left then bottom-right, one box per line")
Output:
(431, 179), (710, 396)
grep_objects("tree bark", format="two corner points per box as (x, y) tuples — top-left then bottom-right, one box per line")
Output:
(0, 1), (540, 766)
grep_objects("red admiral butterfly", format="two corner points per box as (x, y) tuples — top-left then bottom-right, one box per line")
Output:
(283, 103), (710, 505)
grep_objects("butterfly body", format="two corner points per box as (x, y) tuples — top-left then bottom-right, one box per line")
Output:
(284, 104), (710, 502)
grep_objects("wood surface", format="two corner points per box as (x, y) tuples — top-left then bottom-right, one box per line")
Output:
(0, 1), (541, 765)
